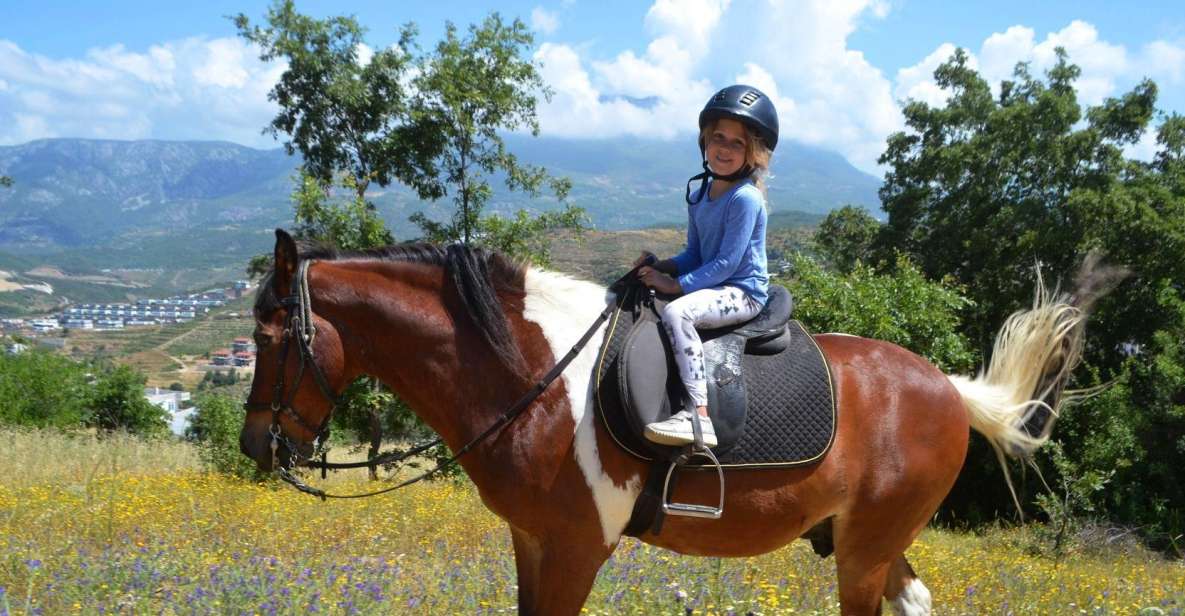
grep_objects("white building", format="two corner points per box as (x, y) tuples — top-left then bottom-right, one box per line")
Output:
(145, 387), (194, 436)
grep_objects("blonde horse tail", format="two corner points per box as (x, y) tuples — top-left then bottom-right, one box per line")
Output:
(947, 253), (1127, 513)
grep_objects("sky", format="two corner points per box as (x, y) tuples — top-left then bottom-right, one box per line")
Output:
(1, 0), (1182, 173)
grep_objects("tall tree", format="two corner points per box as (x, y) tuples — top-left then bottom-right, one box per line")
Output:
(812, 205), (881, 273)
(87, 363), (170, 436)
(876, 47), (1185, 543)
(408, 13), (583, 255)
(234, 0), (444, 203)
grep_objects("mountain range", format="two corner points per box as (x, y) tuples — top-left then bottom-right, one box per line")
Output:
(0, 136), (882, 255)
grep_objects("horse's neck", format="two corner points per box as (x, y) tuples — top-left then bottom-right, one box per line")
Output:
(314, 261), (609, 471)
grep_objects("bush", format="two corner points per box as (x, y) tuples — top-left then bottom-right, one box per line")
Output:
(187, 392), (261, 479)
(781, 252), (977, 373)
(0, 348), (91, 428)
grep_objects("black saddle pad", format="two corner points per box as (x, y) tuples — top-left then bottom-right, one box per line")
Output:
(595, 303), (837, 468)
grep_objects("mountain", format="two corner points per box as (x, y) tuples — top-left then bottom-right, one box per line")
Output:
(0, 136), (882, 254)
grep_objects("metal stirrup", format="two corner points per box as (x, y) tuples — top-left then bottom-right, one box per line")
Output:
(661, 446), (725, 519)
(661, 399), (724, 519)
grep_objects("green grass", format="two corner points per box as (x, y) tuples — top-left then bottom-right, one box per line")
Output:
(1, 427), (1181, 615)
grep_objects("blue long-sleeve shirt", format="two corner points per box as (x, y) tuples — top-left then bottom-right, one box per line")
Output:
(669, 179), (769, 306)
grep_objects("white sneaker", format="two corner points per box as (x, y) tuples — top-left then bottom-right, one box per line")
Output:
(643, 410), (718, 448)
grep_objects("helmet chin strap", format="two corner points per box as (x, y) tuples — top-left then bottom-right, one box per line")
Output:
(685, 159), (753, 205)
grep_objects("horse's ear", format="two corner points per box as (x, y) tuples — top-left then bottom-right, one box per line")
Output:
(273, 228), (298, 298)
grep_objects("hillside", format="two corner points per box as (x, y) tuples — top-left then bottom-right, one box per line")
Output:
(0, 136), (867, 314)
(0, 136), (878, 250)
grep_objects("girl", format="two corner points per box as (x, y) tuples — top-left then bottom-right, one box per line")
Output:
(635, 84), (778, 448)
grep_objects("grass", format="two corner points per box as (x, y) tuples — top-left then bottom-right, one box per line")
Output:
(1, 428), (1182, 615)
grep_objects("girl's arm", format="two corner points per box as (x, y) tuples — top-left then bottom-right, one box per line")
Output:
(676, 192), (761, 293)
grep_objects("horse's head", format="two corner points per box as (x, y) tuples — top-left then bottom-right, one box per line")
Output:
(240, 229), (348, 471)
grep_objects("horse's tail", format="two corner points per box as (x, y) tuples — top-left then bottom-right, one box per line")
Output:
(947, 254), (1126, 508)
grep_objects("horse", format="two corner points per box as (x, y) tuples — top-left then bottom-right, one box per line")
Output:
(240, 229), (1096, 615)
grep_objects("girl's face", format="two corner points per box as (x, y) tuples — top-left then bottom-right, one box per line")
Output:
(705, 118), (749, 177)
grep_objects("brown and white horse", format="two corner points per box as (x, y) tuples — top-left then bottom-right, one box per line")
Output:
(240, 230), (1092, 615)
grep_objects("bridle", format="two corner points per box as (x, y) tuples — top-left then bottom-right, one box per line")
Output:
(243, 259), (341, 472)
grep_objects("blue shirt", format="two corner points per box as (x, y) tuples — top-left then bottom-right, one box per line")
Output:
(670, 179), (769, 305)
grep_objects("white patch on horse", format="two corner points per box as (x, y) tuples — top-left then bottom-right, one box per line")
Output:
(890, 578), (932, 616)
(522, 268), (640, 547)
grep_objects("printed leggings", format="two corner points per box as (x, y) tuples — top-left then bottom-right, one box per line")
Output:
(660, 286), (763, 408)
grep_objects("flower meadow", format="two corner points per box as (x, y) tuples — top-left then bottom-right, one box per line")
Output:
(1, 429), (1182, 615)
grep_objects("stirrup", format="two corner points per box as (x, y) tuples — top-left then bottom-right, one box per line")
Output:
(660, 446), (725, 519)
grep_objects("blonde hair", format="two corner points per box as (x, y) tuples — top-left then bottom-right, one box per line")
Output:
(700, 119), (773, 195)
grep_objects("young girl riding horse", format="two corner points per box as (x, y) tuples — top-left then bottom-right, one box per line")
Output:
(635, 85), (778, 448)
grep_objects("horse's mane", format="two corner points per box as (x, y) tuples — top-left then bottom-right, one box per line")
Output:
(255, 241), (529, 378)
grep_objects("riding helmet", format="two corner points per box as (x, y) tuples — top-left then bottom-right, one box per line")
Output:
(698, 85), (779, 152)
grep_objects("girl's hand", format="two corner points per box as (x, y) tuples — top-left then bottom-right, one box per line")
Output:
(633, 251), (657, 268)
(638, 267), (682, 295)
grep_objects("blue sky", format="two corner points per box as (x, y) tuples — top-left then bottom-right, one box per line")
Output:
(2, 0), (1182, 172)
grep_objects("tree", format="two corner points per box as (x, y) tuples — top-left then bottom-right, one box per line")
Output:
(408, 13), (585, 259)
(875, 47), (1185, 544)
(0, 176), (12, 188)
(0, 348), (91, 428)
(234, 0), (444, 204)
(812, 205), (880, 273)
(87, 363), (169, 436)
(188, 392), (263, 478)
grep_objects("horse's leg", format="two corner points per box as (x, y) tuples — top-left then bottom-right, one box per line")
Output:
(510, 528), (542, 611)
(832, 512), (928, 615)
(882, 555), (932, 616)
(509, 526), (613, 616)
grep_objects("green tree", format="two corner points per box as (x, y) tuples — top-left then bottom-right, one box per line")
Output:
(812, 205), (880, 273)
(0, 349), (91, 428)
(0, 176), (12, 188)
(188, 392), (262, 478)
(234, 0), (444, 203)
(876, 47), (1185, 543)
(407, 13), (585, 260)
(87, 364), (169, 436)
(783, 253), (976, 373)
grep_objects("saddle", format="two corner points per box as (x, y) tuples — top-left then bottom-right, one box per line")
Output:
(595, 274), (837, 535)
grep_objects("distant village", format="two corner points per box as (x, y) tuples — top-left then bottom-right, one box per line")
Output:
(1, 280), (254, 334)
(1, 280), (258, 435)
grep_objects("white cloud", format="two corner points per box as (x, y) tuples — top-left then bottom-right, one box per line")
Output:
(531, 7), (560, 36)
(355, 43), (374, 67)
(903, 21), (1185, 115)
(1142, 40), (1185, 83)
(534, 0), (900, 172)
(895, 43), (972, 107)
(0, 37), (282, 147)
(535, 0), (728, 141)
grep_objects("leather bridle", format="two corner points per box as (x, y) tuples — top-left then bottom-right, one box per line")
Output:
(243, 260), (341, 471)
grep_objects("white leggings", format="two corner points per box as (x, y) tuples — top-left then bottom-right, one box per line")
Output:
(660, 286), (763, 407)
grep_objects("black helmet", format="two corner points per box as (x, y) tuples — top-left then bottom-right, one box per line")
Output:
(698, 85), (779, 151)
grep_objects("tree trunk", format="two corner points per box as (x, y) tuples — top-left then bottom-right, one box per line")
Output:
(367, 377), (383, 481)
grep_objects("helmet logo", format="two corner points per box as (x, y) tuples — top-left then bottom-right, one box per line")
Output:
(739, 90), (761, 107)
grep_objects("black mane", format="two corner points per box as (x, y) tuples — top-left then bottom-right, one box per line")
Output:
(255, 241), (529, 377)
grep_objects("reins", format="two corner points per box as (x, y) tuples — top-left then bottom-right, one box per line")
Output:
(256, 257), (651, 500)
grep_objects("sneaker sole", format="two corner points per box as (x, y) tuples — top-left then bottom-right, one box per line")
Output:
(643, 427), (718, 448)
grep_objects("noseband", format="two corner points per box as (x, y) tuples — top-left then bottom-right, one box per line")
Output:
(243, 260), (341, 470)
